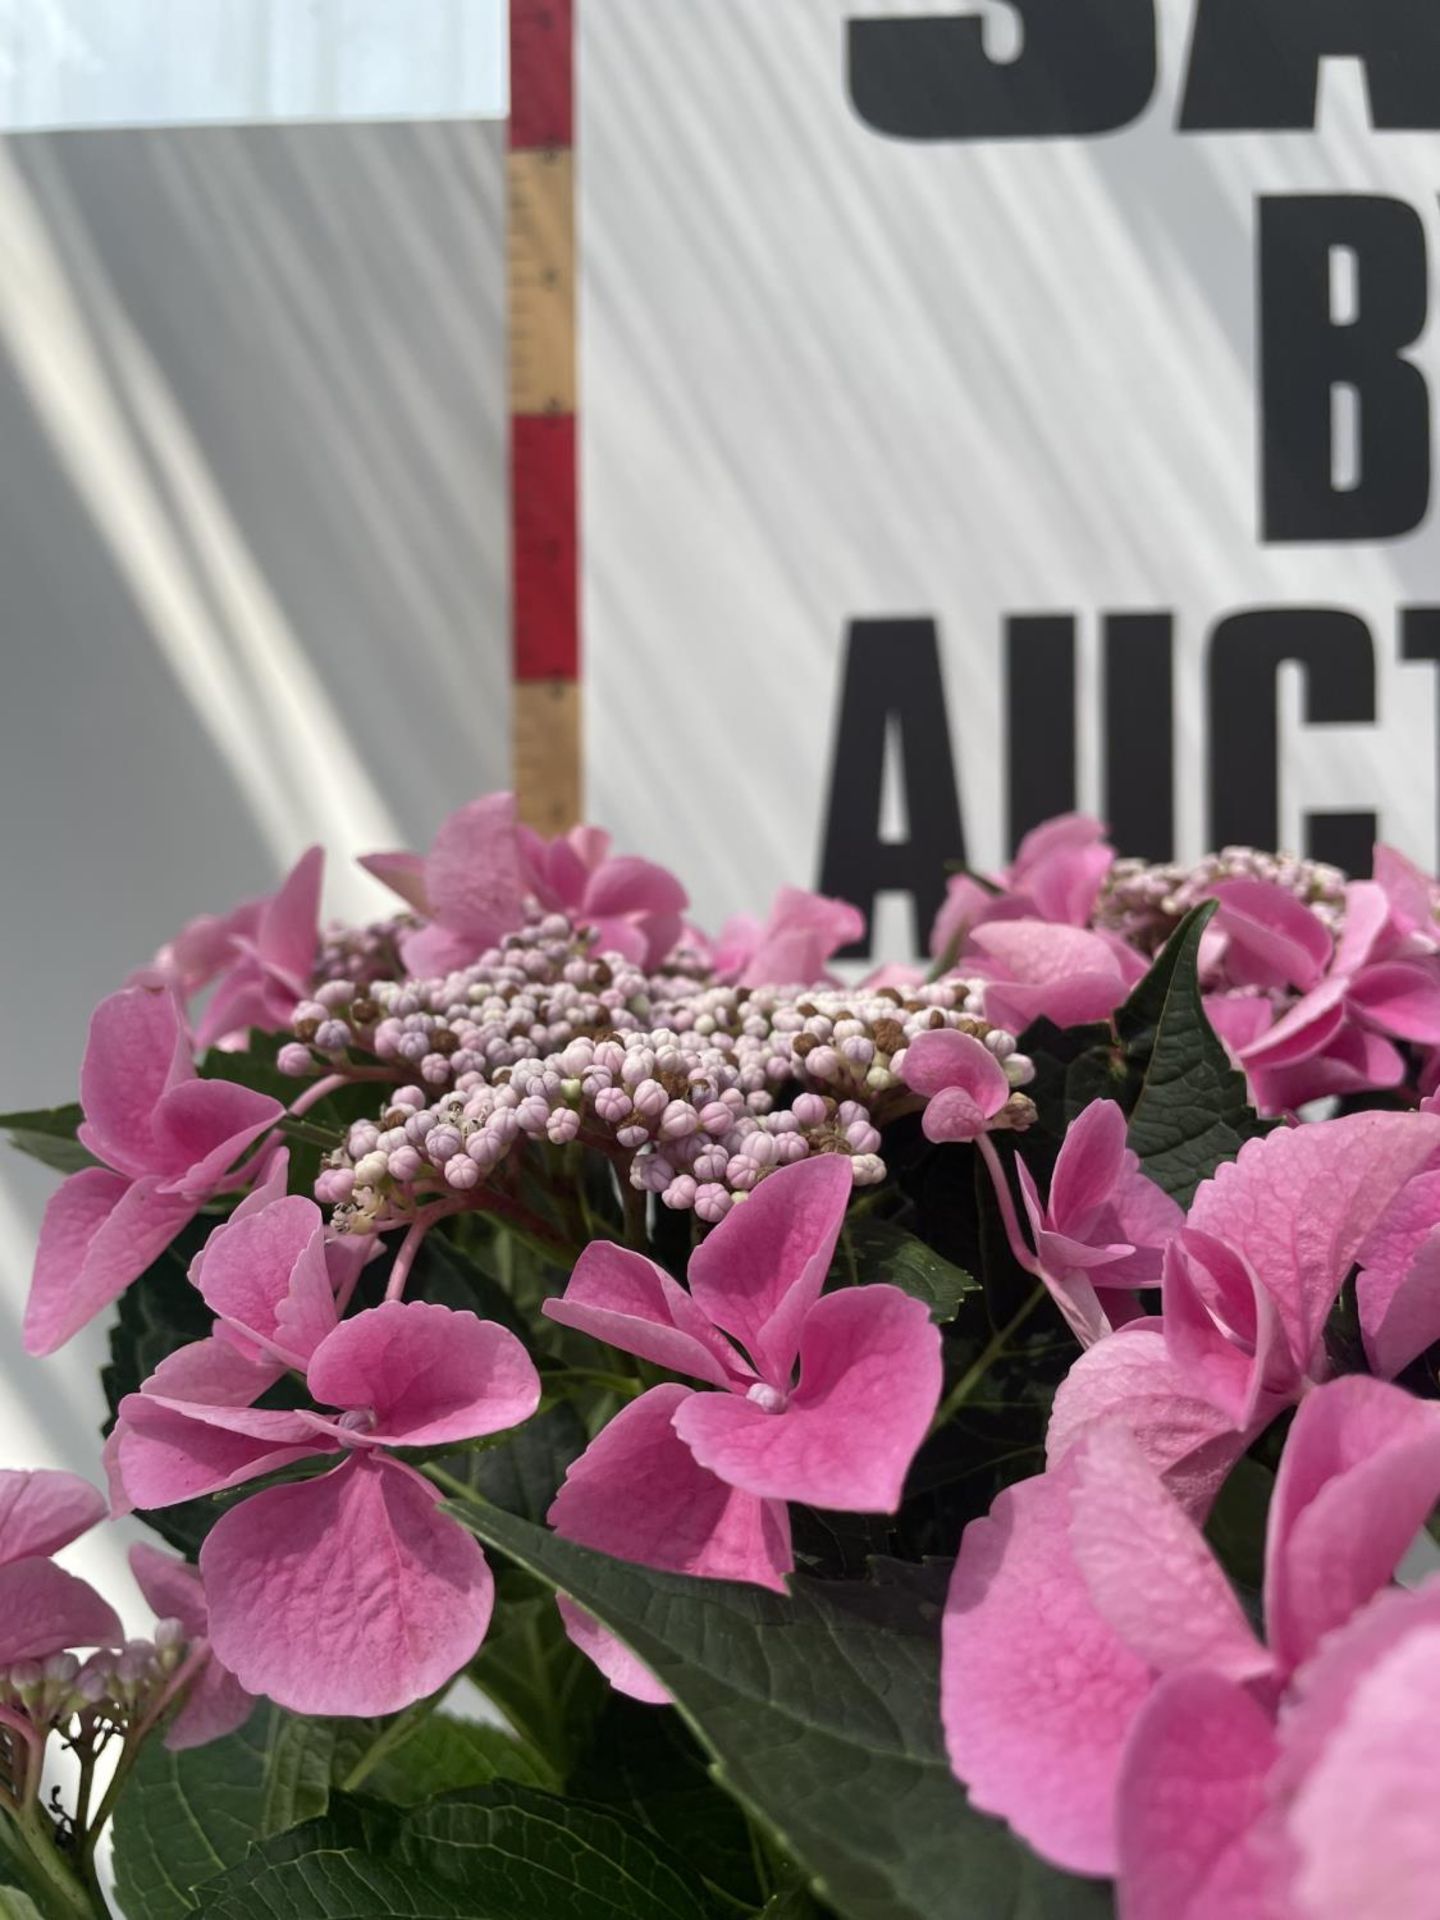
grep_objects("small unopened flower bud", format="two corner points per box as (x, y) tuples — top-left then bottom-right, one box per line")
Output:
(659, 1100), (698, 1141)
(547, 1108), (580, 1145)
(792, 1092), (828, 1128)
(694, 1183), (732, 1223)
(662, 1175), (697, 1210)
(594, 1086), (632, 1124)
(387, 1145), (422, 1183)
(278, 1042), (319, 1076)
(743, 1132), (779, 1168)
(632, 1079), (667, 1119)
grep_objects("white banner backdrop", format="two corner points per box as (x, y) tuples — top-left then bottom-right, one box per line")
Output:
(580, 0), (1440, 960)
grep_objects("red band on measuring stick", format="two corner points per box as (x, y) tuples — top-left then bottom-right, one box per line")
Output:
(509, 0), (574, 151)
(512, 414), (578, 682)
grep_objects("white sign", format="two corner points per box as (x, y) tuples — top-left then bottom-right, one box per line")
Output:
(581, 0), (1440, 958)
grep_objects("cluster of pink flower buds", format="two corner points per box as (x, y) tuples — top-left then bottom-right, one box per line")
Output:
(312, 916), (409, 989)
(1095, 847), (1349, 952)
(305, 918), (1036, 1228)
(0, 1630), (184, 1744)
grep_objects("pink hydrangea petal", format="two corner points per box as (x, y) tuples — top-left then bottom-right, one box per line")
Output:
(983, 971), (1129, 1035)
(1346, 959), (1440, 1044)
(1116, 1670), (1285, 1920)
(904, 1027), (1010, 1106)
(1356, 1168), (1440, 1379)
(0, 1561), (122, 1662)
(555, 1596), (671, 1706)
(709, 912), (764, 980)
(77, 987), (192, 1176)
(941, 1459), (1151, 1878)
(113, 1394), (322, 1508)
(397, 920), (486, 978)
(1185, 1111), (1440, 1380)
(1332, 879), (1392, 976)
(256, 845), (323, 985)
(151, 1080), (283, 1196)
(425, 792), (524, 945)
(1068, 1426), (1268, 1681)
(541, 1243), (740, 1389)
(548, 1384), (792, 1591)
(1235, 979), (1347, 1072)
(129, 1542), (208, 1637)
(1010, 812), (1109, 878)
(971, 918), (1134, 992)
(1246, 1025), (1406, 1114)
(672, 1285), (941, 1512)
(190, 965), (271, 1052)
(1263, 1375), (1440, 1676)
(1047, 1322), (1250, 1519)
(165, 1657), (256, 1751)
(1022, 832), (1114, 928)
(1048, 1100), (1128, 1229)
(305, 1300), (540, 1446)
(1162, 1232), (1293, 1431)
(1283, 1598), (1440, 1920)
(201, 1455), (494, 1717)
(1108, 1149), (1184, 1261)
(1208, 879), (1333, 992)
(26, 1171), (198, 1357)
(686, 1156), (853, 1386)
(583, 855), (688, 920)
(1373, 844), (1436, 941)
(193, 1196), (326, 1349)
(1270, 1580), (1440, 1809)
(520, 827), (587, 908)
(0, 1470), (106, 1567)
(143, 1336), (286, 1408)
(1205, 993), (1276, 1061)
(919, 1086), (994, 1145)
(357, 849), (431, 916)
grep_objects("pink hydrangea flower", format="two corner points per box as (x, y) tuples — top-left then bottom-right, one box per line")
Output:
(26, 988), (284, 1355)
(111, 1300), (541, 1716)
(902, 1029), (1017, 1144)
(136, 847), (324, 1052)
(361, 792), (525, 977)
(128, 1544), (253, 1750)
(1045, 1110), (1440, 1514)
(542, 1156), (942, 1699)
(518, 822), (688, 970)
(1013, 1099), (1183, 1347)
(0, 1471), (121, 1664)
(930, 815), (1114, 959)
(941, 1374), (1440, 1899)
(1211, 867), (1440, 1113)
(705, 886), (866, 988)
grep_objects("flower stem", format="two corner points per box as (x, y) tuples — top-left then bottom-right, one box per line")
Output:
(340, 1685), (451, 1793)
(4, 1804), (105, 1920)
(929, 1282), (1048, 1435)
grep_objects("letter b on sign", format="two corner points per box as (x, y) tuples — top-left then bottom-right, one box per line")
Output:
(1260, 196), (1431, 543)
